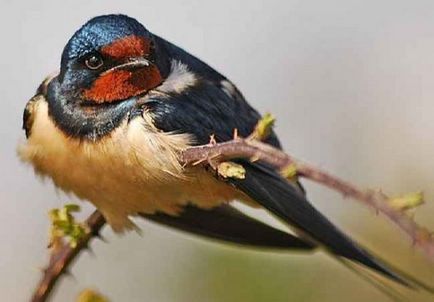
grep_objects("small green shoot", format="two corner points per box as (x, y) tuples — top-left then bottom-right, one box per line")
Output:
(252, 113), (275, 140)
(218, 162), (246, 179)
(77, 289), (109, 302)
(49, 203), (87, 249)
(389, 192), (424, 211)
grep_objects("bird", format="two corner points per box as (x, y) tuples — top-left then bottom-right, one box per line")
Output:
(18, 14), (431, 291)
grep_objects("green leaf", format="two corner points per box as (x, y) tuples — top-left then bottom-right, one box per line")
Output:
(48, 203), (87, 248)
(281, 163), (298, 180)
(64, 204), (81, 212)
(48, 209), (60, 220)
(252, 113), (275, 140)
(389, 192), (424, 211)
(218, 162), (246, 179)
(77, 289), (109, 302)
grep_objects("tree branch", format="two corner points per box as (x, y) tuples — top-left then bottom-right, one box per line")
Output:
(181, 137), (434, 259)
(31, 211), (106, 302)
(31, 136), (433, 302)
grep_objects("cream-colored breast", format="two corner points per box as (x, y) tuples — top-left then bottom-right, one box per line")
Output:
(18, 98), (244, 232)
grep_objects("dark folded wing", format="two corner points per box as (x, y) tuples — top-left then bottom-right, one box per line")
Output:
(228, 161), (413, 286)
(141, 204), (315, 250)
(143, 77), (424, 287)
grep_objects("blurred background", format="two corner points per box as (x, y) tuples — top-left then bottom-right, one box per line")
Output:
(1, 0), (434, 301)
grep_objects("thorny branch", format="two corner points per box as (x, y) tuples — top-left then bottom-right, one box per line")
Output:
(181, 137), (434, 259)
(31, 211), (105, 302)
(31, 121), (434, 302)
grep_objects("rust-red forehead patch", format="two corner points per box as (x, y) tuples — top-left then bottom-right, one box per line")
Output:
(101, 35), (151, 59)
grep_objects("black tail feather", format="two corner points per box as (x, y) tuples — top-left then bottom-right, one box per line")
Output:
(228, 161), (420, 287)
(337, 258), (408, 302)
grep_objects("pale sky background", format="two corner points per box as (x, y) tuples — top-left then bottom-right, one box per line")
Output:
(1, 1), (434, 301)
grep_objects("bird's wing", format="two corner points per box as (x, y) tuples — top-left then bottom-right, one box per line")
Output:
(143, 78), (417, 286)
(228, 161), (412, 285)
(141, 204), (315, 250)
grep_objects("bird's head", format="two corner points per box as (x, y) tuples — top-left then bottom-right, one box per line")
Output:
(43, 14), (169, 139)
(59, 14), (164, 103)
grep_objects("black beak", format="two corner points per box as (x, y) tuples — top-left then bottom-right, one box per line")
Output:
(105, 58), (152, 74)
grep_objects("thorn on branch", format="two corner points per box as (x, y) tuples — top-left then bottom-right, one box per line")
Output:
(63, 269), (74, 278)
(95, 233), (108, 243)
(192, 158), (207, 166)
(233, 128), (239, 139)
(209, 134), (217, 145)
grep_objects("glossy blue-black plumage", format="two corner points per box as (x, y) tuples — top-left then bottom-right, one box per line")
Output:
(144, 36), (282, 147)
(61, 15), (151, 70)
(146, 80), (281, 147)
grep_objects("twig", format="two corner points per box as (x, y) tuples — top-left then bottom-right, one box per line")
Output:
(32, 137), (434, 302)
(181, 137), (434, 260)
(31, 211), (106, 302)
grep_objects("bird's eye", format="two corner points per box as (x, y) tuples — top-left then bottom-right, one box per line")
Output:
(84, 54), (104, 70)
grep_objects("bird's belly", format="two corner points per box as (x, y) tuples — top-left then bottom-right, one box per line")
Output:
(18, 100), (241, 231)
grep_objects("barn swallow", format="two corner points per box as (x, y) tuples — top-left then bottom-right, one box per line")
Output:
(19, 14), (430, 289)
